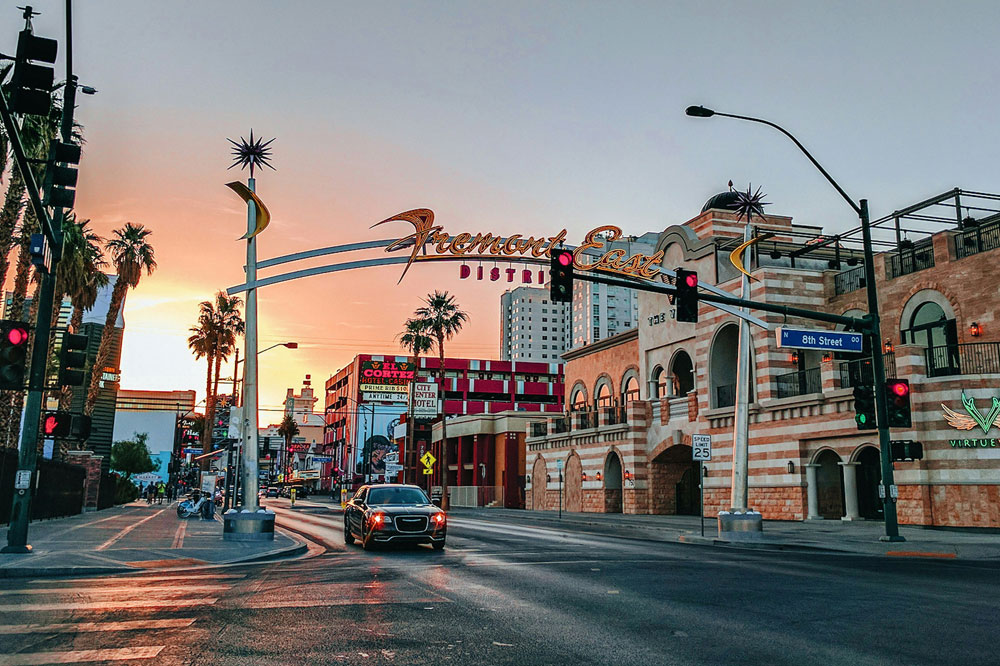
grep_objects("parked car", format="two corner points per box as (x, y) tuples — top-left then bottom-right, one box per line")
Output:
(280, 485), (309, 498)
(344, 484), (446, 551)
(266, 487), (280, 498)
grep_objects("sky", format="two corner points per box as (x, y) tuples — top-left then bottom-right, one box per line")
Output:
(11, 0), (1000, 416)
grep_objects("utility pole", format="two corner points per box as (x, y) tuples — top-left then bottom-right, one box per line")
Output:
(2, 2), (74, 554)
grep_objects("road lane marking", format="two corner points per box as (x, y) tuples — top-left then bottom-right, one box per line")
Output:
(0, 618), (195, 634)
(170, 520), (187, 549)
(887, 551), (957, 559)
(96, 510), (165, 551)
(0, 646), (164, 664)
(0, 584), (228, 597)
(0, 598), (217, 612)
(28, 573), (244, 585)
(243, 598), (450, 609)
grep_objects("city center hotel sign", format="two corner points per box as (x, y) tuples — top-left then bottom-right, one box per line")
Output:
(360, 360), (415, 403)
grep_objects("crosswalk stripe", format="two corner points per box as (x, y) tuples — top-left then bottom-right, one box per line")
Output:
(170, 520), (187, 549)
(0, 618), (196, 634)
(0, 598), (217, 612)
(0, 645), (164, 664)
(0, 584), (228, 597)
(244, 598), (448, 609)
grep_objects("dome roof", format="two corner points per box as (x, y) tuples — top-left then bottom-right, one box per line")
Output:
(701, 191), (741, 213)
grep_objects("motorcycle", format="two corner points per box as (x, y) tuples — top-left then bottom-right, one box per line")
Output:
(176, 492), (213, 519)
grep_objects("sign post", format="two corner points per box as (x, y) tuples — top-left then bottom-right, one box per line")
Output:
(692, 434), (712, 537)
(556, 459), (564, 519)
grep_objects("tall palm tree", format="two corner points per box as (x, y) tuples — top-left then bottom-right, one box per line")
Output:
(277, 414), (300, 483)
(187, 315), (216, 453)
(414, 291), (468, 509)
(85, 223), (156, 415)
(208, 292), (245, 426)
(397, 318), (432, 483)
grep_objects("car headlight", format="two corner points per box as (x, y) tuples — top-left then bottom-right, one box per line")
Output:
(432, 512), (446, 526)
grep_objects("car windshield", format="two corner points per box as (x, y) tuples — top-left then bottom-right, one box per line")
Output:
(367, 487), (430, 505)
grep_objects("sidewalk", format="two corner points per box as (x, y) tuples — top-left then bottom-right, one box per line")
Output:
(0, 501), (306, 578)
(448, 507), (1000, 560)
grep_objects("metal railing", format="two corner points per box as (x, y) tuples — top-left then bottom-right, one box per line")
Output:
(839, 352), (897, 388)
(449, 485), (504, 508)
(774, 367), (822, 399)
(834, 265), (865, 295)
(576, 411), (597, 430)
(926, 342), (1000, 377)
(552, 416), (568, 434)
(886, 243), (935, 279)
(716, 383), (735, 409)
(955, 218), (1000, 259)
(603, 405), (627, 425)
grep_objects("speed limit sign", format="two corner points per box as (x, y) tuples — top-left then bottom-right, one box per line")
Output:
(692, 434), (712, 461)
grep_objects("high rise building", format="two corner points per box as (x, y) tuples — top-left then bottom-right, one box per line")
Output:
(500, 287), (571, 362)
(571, 232), (658, 347)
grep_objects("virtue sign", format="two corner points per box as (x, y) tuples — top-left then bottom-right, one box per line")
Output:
(775, 327), (863, 353)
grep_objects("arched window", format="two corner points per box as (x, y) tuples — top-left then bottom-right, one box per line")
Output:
(650, 366), (667, 398)
(595, 382), (613, 408)
(622, 376), (639, 402)
(709, 324), (740, 408)
(669, 350), (694, 397)
(903, 300), (958, 375)
(569, 384), (588, 412)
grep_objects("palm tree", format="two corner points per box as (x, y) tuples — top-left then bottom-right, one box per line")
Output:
(397, 318), (432, 483)
(187, 311), (217, 454)
(208, 292), (245, 427)
(277, 414), (300, 483)
(414, 291), (468, 509)
(85, 223), (156, 416)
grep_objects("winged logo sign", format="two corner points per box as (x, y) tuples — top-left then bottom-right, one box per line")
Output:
(942, 392), (1000, 435)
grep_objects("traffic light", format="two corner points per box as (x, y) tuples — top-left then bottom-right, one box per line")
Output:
(43, 140), (83, 210)
(41, 412), (91, 439)
(549, 248), (574, 303)
(674, 268), (699, 323)
(0, 320), (31, 390)
(891, 440), (923, 462)
(10, 29), (57, 116)
(885, 378), (912, 428)
(853, 384), (877, 430)
(58, 332), (88, 386)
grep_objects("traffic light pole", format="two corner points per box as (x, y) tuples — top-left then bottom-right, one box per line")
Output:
(859, 199), (903, 541)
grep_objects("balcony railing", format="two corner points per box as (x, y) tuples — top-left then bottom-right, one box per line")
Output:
(774, 367), (822, 399)
(716, 383), (735, 409)
(926, 342), (1000, 377)
(955, 218), (1000, 259)
(576, 410), (597, 430)
(886, 243), (935, 279)
(834, 265), (865, 295)
(603, 405), (627, 426)
(839, 352), (898, 388)
(552, 416), (568, 434)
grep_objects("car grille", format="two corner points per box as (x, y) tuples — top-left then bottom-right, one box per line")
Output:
(395, 516), (428, 533)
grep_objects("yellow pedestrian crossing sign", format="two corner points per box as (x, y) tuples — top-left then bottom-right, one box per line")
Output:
(422, 468), (434, 475)
(420, 452), (436, 467)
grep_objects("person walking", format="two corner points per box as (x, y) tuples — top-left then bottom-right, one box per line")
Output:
(157, 482), (166, 505)
(166, 484), (175, 503)
(145, 482), (154, 504)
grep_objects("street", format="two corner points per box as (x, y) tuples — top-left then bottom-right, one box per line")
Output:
(0, 502), (997, 665)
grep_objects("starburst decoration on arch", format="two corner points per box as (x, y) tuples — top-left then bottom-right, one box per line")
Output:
(733, 183), (770, 225)
(227, 129), (276, 179)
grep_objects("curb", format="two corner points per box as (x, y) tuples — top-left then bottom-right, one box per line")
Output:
(676, 534), (851, 554)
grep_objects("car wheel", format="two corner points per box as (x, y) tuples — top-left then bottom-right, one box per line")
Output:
(432, 540), (445, 551)
(344, 520), (355, 545)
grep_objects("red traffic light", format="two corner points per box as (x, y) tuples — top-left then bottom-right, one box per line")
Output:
(556, 251), (573, 266)
(889, 380), (909, 397)
(684, 273), (698, 288)
(7, 327), (28, 346)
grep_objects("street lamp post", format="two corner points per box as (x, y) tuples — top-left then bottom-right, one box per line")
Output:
(685, 105), (903, 541)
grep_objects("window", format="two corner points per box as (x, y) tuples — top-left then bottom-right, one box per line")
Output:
(593, 327), (600, 340)
(542, 317), (548, 322)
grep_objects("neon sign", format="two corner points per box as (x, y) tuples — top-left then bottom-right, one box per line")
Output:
(942, 392), (1000, 435)
(372, 209), (665, 283)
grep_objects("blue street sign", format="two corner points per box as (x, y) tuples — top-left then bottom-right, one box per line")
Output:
(312, 456), (332, 463)
(776, 327), (863, 353)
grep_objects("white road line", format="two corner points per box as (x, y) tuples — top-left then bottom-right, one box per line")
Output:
(0, 618), (195, 634)
(244, 598), (449, 609)
(96, 510), (165, 551)
(170, 520), (187, 549)
(0, 646), (164, 664)
(0, 598), (217, 612)
(0, 584), (228, 597)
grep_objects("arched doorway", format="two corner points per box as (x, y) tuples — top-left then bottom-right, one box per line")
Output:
(710, 324), (739, 408)
(815, 450), (844, 519)
(531, 457), (547, 511)
(855, 447), (883, 520)
(670, 350), (694, 397)
(603, 452), (623, 513)
(565, 454), (582, 513)
(903, 300), (959, 375)
(649, 444), (699, 515)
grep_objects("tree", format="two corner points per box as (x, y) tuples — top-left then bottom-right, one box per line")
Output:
(413, 291), (468, 508)
(277, 414), (300, 482)
(208, 293), (244, 437)
(85, 223), (156, 415)
(111, 432), (159, 480)
(397, 318), (432, 483)
(187, 314), (216, 452)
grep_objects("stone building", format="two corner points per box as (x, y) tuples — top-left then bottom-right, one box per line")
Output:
(526, 188), (1000, 528)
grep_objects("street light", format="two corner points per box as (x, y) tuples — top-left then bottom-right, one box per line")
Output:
(686, 104), (903, 542)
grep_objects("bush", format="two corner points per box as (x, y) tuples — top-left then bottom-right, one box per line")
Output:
(115, 475), (139, 504)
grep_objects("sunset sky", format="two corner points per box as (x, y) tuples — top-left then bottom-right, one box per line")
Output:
(17, 1), (999, 417)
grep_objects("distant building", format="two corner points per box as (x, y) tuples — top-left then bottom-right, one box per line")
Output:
(500, 287), (571, 363)
(570, 232), (658, 347)
(113, 389), (196, 485)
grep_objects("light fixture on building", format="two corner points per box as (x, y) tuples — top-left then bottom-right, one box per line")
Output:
(822, 352), (833, 363)
(884, 339), (894, 354)
(596, 472), (603, 482)
(582, 472), (588, 482)
(970, 322), (983, 337)
(846, 256), (859, 267)
(546, 474), (551, 484)
(790, 351), (799, 364)
(624, 470), (634, 481)
(787, 460), (795, 474)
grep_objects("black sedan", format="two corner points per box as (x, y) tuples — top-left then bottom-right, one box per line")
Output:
(344, 484), (446, 551)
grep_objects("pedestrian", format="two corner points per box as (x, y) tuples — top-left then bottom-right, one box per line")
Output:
(166, 484), (175, 502)
(145, 483), (154, 504)
(157, 482), (166, 505)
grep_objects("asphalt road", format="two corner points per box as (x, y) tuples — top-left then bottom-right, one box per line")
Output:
(1, 500), (997, 665)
